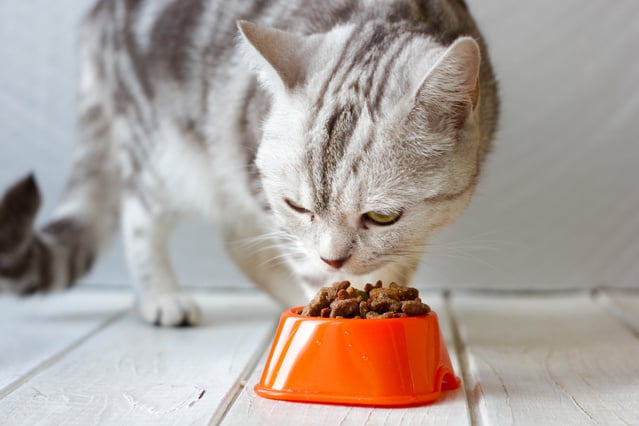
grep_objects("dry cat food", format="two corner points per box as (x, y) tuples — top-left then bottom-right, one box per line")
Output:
(298, 280), (430, 319)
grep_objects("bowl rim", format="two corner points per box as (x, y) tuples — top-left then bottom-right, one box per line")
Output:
(286, 305), (433, 322)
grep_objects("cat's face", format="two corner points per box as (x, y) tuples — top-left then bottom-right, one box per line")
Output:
(257, 93), (477, 285)
(240, 22), (482, 286)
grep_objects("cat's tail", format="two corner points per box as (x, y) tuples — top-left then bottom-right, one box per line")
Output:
(0, 159), (119, 295)
(0, 109), (119, 295)
(0, 166), (119, 295)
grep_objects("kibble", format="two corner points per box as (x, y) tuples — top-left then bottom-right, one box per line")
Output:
(298, 281), (430, 319)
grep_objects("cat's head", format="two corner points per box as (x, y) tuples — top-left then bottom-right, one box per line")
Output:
(239, 21), (483, 287)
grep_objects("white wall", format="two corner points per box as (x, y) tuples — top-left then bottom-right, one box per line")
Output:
(1, 0), (637, 291)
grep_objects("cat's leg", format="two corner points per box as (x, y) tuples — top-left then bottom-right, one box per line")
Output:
(121, 192), (201, 326)
(223, 218), (308, 307)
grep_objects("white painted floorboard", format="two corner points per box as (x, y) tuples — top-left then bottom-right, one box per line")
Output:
(450, 293), (639, 426)
(598, 291), (639, 334)
(0, 291), (280, 426)
(1, 289), (639, 425)
(0, 291), (131, 399)
(220, 293), (470, 426)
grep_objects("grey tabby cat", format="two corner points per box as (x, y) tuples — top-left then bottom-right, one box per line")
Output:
(0, 0), (498, 326)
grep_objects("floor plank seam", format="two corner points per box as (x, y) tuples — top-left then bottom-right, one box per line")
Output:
(208, 320), (279, 426)
(0, 307), (130, 401)
(444, 291), (480, 426)
(592, 290), (639, 338)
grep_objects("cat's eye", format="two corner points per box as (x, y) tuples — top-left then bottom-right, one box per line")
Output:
(285, 198), (312, 215)
(362, 210), (403, 226)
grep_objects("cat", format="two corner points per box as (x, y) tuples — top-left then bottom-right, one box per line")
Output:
(0, 0), (498, 326)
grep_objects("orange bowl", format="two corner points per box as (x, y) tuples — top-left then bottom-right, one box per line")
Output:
(254, 307), (460, 407)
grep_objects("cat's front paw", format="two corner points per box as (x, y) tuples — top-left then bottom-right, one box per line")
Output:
(138, 293), (202, 327)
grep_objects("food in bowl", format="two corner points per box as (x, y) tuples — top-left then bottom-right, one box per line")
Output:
(298, 280), (430, 319)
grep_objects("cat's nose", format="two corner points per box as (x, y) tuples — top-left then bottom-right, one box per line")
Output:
(321, 255), (350, 269)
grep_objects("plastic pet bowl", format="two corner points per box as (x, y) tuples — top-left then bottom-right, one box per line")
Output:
(254, 307), (460, 407)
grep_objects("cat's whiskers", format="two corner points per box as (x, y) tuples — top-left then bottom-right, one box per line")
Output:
(393, 266), (413, 285)
(229, 229), (307, 268)
(233, 239), (293, 259)
(425, 232), (507, 255)
(257, 247), (305, 269)
(231, 230), (294, 248)
(424, 237), (506, 271)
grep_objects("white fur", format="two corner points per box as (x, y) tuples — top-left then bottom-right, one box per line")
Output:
(72, 2), (492, 324)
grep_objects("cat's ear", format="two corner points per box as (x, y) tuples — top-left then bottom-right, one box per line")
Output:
(237, 20), (320, 93)
(412, 37), (481, 131)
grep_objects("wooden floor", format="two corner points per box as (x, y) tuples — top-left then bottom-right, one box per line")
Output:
(1, 287), (638, 425)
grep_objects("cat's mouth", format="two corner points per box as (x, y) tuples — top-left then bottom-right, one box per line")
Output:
(297, 257), (381, 283)
(319, 257), (382, 277)
(287, 242), (392, 281)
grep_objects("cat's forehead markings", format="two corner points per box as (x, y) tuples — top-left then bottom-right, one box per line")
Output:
(346, 134), (375, 180)
(311, 25), (359, 116)
(304, 24), (414, 215)
(367, 32), (412, 117)
(328, 22), (387, 97)
(308, 103), (361, 213)
(312, 22), (387, 116)
(311, 49), (417, 216)
(313, 23), (408, 123)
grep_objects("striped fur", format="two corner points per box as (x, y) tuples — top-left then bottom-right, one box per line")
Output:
(0, 0), (498, 326)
